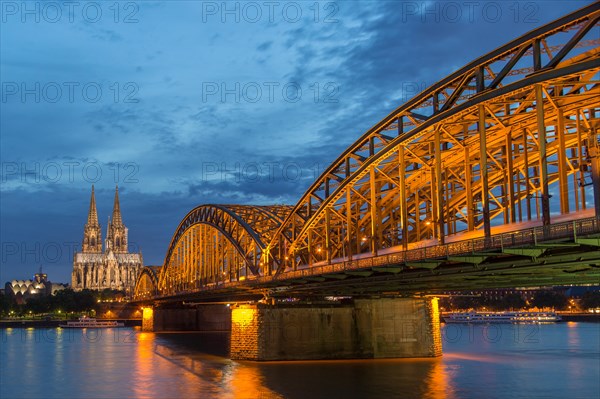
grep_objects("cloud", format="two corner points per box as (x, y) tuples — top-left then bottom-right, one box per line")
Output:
(257, 41), (273, 52)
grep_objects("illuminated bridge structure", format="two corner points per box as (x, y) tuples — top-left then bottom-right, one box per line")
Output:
(133, 4), (600, 360)
(135, 4), (600, 304)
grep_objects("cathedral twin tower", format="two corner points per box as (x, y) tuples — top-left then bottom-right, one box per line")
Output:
(71, 186), (143, 292)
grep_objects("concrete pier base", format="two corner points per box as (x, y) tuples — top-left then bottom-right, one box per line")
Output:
(151, 305), (231, 332)
(230, 297), (442, 361)
(142, 307), (154, 332)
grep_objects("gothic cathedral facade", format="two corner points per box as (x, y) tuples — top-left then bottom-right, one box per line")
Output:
(71, 186), (143, 292)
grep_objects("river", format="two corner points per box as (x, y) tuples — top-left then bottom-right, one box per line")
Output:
(1, 322), (598, 398)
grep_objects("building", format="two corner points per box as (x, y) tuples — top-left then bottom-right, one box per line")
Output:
(71, 186), (143, 292)
(5, 269), (68, 304)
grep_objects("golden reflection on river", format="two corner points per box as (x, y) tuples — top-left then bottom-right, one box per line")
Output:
(131, 331), (283, 399)
(1, 324), (598, 399)
(226, 361), (284, 399)
(132, 332), (155, 398)
(130, 331), (454, 399)
(425, 358), (452, 399)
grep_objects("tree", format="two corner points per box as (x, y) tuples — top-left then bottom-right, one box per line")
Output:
(451, 296), (478, 310)
(51, 289), (98, 313)
(482, 297), (505, 311)
(51, 289), (77, 312)
(76, 289), (97, 311)
(98, 288), (125, 301)
(24, 296), (52, 314)
(580, 291), (600, 310)
(0, 293), (15, 315)
(502, 293), (526, 310)
(531, 290), (568, 310)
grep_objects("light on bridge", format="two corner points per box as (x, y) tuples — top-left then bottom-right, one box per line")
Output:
(142, 307), (154, 332)
(231, 305), (257, 327)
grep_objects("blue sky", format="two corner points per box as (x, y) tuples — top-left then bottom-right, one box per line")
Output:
(0, 0), (592, 283)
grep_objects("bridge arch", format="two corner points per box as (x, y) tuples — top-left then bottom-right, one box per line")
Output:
(267, 4), (600, 274)
(157, 205), (291, 295)
(133, 266), (161, 300)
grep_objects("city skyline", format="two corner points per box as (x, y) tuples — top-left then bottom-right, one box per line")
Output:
(1, 1), (592, 283)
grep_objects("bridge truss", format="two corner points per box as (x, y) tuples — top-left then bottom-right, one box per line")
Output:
(155, 205), (291, 294)
(134, 3), (600, 301)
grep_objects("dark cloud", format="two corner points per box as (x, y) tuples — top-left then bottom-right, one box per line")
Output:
(257, 41), (273, 52)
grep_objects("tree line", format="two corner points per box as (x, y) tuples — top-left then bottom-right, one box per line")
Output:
(440, 290), (600, 311)
(0, 288), (125, 317)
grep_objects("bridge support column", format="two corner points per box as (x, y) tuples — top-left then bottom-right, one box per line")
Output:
(230, 297), (442, 361)
(147, 305), (231, 332)
(142, 307), (154, 332)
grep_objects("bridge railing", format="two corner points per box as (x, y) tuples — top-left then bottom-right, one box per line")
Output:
(265, 216), (600, 282)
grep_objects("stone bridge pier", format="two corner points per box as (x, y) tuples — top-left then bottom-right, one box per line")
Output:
(142, 297), (442, 361)
(230, 297), (442, 360)
(142, 304), (231, 332)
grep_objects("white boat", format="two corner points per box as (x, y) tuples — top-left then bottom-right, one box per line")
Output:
(443, 311), (561, 324)
(59, 316), (125, 328)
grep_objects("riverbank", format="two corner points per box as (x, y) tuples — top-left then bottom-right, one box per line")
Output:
(2, 313), (597, 329)
(558, 313), (600, 322)
(0, 319), (141, 328)
(439, 312), (600, 323)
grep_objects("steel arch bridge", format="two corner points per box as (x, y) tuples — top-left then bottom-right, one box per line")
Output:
(134, 3), (600, 301)
(155, 205), (292, 294)
(133, 266), (161, 300)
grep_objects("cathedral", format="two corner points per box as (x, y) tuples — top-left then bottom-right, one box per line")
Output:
(71, 186), (143, 292)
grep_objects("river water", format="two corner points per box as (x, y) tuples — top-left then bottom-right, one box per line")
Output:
(1, 322), (598, 399)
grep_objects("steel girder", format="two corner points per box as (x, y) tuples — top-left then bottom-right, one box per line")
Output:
(267, 3), (600, 275)
(157, 205), (291, 296)
(133, 266), (160, 300)
(138, 4), (600, 299)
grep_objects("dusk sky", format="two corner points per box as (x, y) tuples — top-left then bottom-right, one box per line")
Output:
(0, 0), (593, 283)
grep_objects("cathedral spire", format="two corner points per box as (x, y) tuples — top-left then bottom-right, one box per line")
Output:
(87, 185), (99, 226)
(82, 186), (102, 253)
(107, 185), (128, 253)
(111, 185), (123, 226)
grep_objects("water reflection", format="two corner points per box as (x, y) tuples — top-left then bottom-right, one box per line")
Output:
(566, 321), (580, 345)
(132, 332), (155, 398)
(1, 324), (598, 399)
(151, 333), (283, 398)
(426, 358), (453, 399)
(249, 357), (453, 399)
(144, 332), (454, 399)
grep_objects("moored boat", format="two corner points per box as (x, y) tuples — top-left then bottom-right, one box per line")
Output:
(59, 316), (125, 328)
(443, 311), (561, 324)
